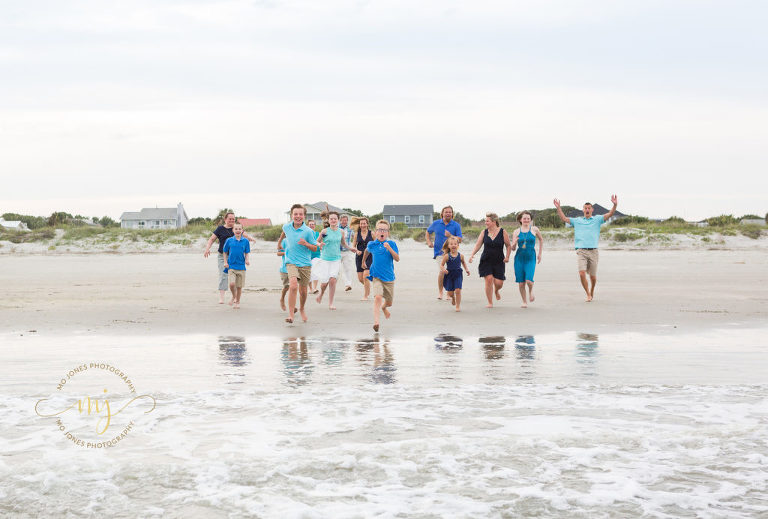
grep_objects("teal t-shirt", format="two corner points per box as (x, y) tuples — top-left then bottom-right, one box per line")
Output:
(282, 222), (317, 267)
(279, 239), (287, 274)
(571, 215), (604, 249)
(320, 228), (343, 261)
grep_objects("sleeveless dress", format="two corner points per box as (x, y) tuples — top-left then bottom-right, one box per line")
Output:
(514, 228), (537, 282)
(314, 227), (343, 282)
(478, 228), (506, 280)
(442, 252), (463, 291)
(355, 229), (373, 272)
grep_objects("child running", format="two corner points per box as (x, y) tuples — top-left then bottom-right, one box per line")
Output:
(362, 220), (400, 332)
(222, 222), (250, 309)
(440, 236), (470, 311)
(315, 211), (355, 310)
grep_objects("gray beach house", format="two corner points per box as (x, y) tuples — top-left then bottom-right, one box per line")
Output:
(286, 201), (346, 223)
(382, 205), (434, 229)
(120, 203), (189, 229)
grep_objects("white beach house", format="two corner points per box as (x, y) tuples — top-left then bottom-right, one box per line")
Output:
(120, 203), (189, 229)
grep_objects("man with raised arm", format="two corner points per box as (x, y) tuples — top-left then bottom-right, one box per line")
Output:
(553, 195), (618, 302)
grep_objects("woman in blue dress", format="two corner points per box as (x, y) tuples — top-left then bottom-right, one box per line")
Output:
(512, 211), (544, 308)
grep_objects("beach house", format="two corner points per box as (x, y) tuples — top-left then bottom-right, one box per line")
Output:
(566, 203), (625, 225)
(120, 203), (189, 229)
(382, 205), (434, 229)
(286, 202), (346, 223)
(238, 218), (273, 227)
(0, 218), (30, 231)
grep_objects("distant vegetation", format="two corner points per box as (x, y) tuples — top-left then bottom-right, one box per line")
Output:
(1, 208), (765, 247)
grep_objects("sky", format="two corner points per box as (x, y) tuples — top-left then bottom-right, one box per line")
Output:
(1, 0), (766, 223)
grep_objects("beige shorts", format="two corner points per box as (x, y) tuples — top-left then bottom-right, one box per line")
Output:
(280, 272), (289, 288)
(372, 278), (395, 304)
(576, 249), (599, 276)
(228, 269), (246, 288)
(286, 264), (312, 287)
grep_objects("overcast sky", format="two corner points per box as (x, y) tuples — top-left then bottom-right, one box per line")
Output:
(1, 0), (766, 222)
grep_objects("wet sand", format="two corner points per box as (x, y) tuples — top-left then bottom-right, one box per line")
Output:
(1, 247), (766, 338)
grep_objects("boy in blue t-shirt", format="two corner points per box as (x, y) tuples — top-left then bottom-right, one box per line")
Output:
(362, 220), (400, 332)
(223, 223), (250, 309)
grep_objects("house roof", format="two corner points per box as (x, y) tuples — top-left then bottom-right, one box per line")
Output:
(566, 203), (626, 218)
(238, 218), (273, 227)
(287, 202), (346, 215)
(0, 219), (28, 229)
(120, 207), (185, 221)
(383, 205), (434, 214)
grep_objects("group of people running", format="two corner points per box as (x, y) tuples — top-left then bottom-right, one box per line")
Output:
(203, 196), (619, 330)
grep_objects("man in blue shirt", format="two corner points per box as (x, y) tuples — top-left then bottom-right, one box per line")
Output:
(554, 195), (618, 302)
(424, 205), (463, 300)
(222, 223), (250, 309)
(277, 204), (322, 323)
(363, 220), (400, 332)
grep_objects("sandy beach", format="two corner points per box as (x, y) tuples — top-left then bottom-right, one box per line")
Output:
(1, 241), (766, 338)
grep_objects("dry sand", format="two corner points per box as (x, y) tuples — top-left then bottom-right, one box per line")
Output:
(1, 242), (766, 338)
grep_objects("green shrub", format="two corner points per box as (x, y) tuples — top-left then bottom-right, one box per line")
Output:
(706, 214), (738, 227)
(741, 226), (764, 240)
(261, 225), (284, 241)
(612, 231), (643, 242)
(62, 226), (107, 240)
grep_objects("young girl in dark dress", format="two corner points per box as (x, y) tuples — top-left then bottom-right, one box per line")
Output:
(353, 217), (374, 300)
(440, 236), (470, 311)
(468, 212), (513, 308)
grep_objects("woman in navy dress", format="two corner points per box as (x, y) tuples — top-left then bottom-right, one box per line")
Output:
(468, 212), (513, 308)
(440, 236), (470, 311)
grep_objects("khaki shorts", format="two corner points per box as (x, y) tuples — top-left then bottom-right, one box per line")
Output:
(286, 264), (312, 287)
(372, 278), (395, 304)
(576, 249), (599, 277)
(280, 272), (289, 288)
(228, 269), (246, 288)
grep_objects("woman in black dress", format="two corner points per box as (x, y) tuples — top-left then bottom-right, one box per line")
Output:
(468, 212), (513, 308)
(353, 217), (374, 300)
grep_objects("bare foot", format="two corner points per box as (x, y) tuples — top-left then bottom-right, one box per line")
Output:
(280, 300), (286, 311)
(455, 307), (461, 312)
(233, 302), (240, 309)
(228, 298), (234, 306)
(300, 309), (308, 322)
(586, 295), (593, 302)
(486, 303), (493, 308)
(345, 286), (352, 292)
(450, 293), (456, 305)
(373, 324), (379, 332)
(285, 317), (293, 323)
(329, 305), (336, 310)
(521, 303), (527, 308)
(360, 296), (369, 301)
(529, 293), (535, 303)
(311, 289), (319, 294)
(218, 300), (224, 305)
(316, 294), (322, 304)
(382, 307), (391, 319)
(437, 293), (444, 300)
(495, 289), (501, 300)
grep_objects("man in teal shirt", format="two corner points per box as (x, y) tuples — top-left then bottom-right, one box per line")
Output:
(554, 195), (618, 302)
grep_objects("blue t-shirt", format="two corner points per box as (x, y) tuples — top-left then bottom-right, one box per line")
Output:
(427, 219), (463, 258)
(366, 240), (399, 282)
(320, 228), (343, 261)
(279, 239), (287, 274)
(223, 236), (250, 270)
(571, 215), (605, 249)
(282, 222), (317, 267)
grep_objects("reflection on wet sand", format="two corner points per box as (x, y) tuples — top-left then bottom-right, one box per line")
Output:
(434, 334), (463, 352)
(576, 333), (599, 376)
(281, 337), (314, 386)
(355, 337), (396, 384)
(515, 335), (536, 379)
(319, 338), (348, 367)
(479, 336), (506, 361)
(217, 336), (249, 384)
